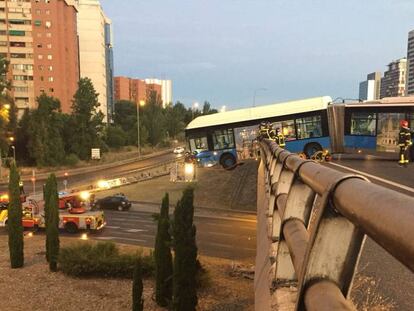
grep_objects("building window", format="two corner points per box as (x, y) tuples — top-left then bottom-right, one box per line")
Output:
(11, 53), (26, 59)
(35, 9), (41, 14)
(34, 20), (41, 26)
(38, 54), (43, 60)
(296, 116), (323, 139)
(273, 120), (297, 141)
(48, 77), (53, 82)
(47, 54), (52, 60)
(40, 76), (44, 81)
(45, 21), (51, 28)
(37, 43), (42, 48)
(49, 88), (54, 92)
(45, 9), (50, 15)
(38, 65), (44, 70)
(37, 33), (42, 38)
(48, 65), (52, 71)
(47, 43), (52, 49)
(9, 30), (25, 36)
(46, 33), (51, 38)
(0, 41), (7, 46)
(350, 112), (376, 136)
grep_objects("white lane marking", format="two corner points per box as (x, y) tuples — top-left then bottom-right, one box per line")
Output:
(328, 162), (414, 194)
(105, 226), (121, 229)
(125, 229), (146, 233)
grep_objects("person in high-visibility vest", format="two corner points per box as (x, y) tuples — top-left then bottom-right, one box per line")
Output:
(275, 128), (286, 148)
(398, 120), (412, 166)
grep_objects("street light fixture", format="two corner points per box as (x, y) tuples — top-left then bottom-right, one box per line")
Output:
(253, 88), (267, 107)
(137, 100), (145, 158)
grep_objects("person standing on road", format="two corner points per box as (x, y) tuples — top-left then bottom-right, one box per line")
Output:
(398, 120), (412, 166)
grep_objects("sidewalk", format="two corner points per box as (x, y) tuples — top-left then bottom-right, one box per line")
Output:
(332, 153), (396, 161)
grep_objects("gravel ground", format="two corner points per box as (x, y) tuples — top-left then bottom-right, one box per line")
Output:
(0, 234), (254, 311)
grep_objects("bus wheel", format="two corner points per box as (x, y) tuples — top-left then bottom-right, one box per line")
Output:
(65, 222), (78, 234)
(220, 154), (236, 169)
(304, 143), (322, 159)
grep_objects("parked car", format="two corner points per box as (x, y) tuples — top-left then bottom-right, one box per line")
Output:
(94, 194), (131, 211)
(173, 146), (185, 154)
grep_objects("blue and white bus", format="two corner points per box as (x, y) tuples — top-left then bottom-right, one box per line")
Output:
(185, 96), (332, 168)
(186, 96), (414, 168)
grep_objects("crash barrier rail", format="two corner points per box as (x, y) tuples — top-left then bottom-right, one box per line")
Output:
(258, 139), (414, 310)
(70, 158), (180, 194)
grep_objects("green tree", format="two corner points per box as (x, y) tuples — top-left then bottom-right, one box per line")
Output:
(45, 174), (59, 271)
(202, 101), (218, 115)
(7, 162), (24, 268)
(26, 94), (66, 166)
(141, 90), (165, 146)
(164, 105), (185, 139)
(113, 100), (137, 132)
(105, 125), (127, 149)
(154, 193), (173, 307)
(69, 77), (105, 160)
(172, 187), (198, 311)
(132, 260), (144, 311)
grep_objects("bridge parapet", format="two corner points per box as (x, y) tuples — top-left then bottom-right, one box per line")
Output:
(255, 139), (414, 310)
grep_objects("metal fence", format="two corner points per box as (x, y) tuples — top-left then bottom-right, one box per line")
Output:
(257, 139), (414, 310)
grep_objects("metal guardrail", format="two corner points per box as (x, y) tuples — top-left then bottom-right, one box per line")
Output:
(258, 139), (414, 310)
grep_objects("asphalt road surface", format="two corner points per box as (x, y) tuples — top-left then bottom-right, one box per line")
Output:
(326, 159), (414, 311)
(94, 209), (257, 261)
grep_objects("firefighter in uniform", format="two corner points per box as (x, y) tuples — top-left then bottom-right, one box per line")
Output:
(275, 128), (286, 148)
(398, 120), (412, 166)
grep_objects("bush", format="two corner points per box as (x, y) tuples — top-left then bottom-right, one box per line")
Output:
(58, 242), (154, 278)
(64, 154), (80, 166)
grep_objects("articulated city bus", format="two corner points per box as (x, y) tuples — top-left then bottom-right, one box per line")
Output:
(185, 96), (414, 168)
(185, 96), (332, 168)
(329, 97), (414, 156)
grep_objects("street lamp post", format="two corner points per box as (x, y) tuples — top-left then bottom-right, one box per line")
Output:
(253, 88), (267, 107)
(11, 146), (15, 163)
(137, 100), (145, 158)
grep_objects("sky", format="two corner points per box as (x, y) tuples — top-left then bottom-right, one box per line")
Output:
(100, 0), (414, 109)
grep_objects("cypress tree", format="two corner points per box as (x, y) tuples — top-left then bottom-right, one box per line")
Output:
(172, 187), (198, 311)
(132, 260), (144, 311)
(45, 174), (59, 271)
(44, 178), (51, 262)
(7, 162), (24, 268)
(154, 193), (173, 307)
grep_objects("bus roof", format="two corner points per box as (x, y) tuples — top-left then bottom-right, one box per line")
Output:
(344, 97), (414, 108)
(186, 96), (332, 130)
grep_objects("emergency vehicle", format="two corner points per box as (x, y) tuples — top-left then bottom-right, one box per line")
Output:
(0, 192), (106, 234)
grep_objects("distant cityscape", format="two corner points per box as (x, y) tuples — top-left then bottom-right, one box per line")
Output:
(358, 29), (414, 101)
(0, 0), (173, 123)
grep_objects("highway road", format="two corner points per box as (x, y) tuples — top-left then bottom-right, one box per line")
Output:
(93, 208), (257, 261)
(0, 151), (179, 194)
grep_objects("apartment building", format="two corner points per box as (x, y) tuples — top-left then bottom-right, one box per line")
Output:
(0, 0), (79, 117)
(406, 30), (414, 95)
(77, 0), (109, 122)
(380, 58), (407, 98)
(114, 76), (172, 107)
(358, 72), (381, 101)
(104, 17), (114, 122)
(32, 0), (79, 113)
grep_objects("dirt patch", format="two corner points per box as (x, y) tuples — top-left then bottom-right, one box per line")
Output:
(0, 234), (254, 311)
(97, 160), (258, 212)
